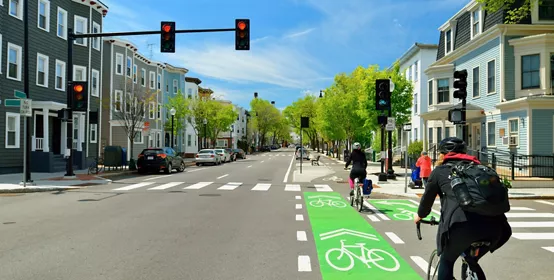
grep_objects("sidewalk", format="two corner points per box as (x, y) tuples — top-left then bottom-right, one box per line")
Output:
(318, 152), (554, 200)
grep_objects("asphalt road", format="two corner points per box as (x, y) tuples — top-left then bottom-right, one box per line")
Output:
(0, 148), (553, 279)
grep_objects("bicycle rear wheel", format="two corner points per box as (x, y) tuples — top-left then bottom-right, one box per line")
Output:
(357, 187), (363, 212)
(461, 260), (486, 280)
(427, 249), (439, 280)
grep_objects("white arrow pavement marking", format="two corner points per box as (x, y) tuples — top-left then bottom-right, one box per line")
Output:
(307, 195), (341, 199)
(319, 228), (379, 241)
(542, 247), (554, 253)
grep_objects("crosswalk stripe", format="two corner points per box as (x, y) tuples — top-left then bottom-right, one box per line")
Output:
(542, 247), (554, 253)
(285, 184), (301, 191)
(536, 200), (554, 206)
(411, 256), (436, 275)
(113, 182), (154, 191)
(510, 207), (535, 211)
(314, 184), (333, 192)
(252, 183), (271, 191)
(512, 233), (554, 240)
(506, 213), (554, 218)
(218, 182), (242, 190)
(509, 221), (554, 228)
(184, 182), (213, 189)
(148, 182), (184, 190)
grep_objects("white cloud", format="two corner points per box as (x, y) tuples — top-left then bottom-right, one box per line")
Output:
(283, 28), (316, 39)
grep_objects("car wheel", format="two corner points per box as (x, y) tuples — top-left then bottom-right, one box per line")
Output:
(178, 161), (185, 172)
(165, 163), (172, 174)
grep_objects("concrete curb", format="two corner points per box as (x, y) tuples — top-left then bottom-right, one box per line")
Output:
(0, 187), (84, 193)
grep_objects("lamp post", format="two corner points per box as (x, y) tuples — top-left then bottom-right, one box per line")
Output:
(170, 108), (176, 148)
(230, 125), (234, 149)
(203, 118), (208, 149)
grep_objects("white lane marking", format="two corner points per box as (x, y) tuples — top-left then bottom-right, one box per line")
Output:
(113, 182), (154, 191)
(296, 214), (304, 221)
(285, 184), (301, 192)
(536, 200), (554, 206)
(363, 201), (390, 220)
(247, 165), (252, 168)
(510, 207), (535, 211)
(216, 174), (229, 179)
(297, 231), (307, 241)
(409, 199), (441, 215)
(509, 221), (554, 228)
(512, 233), (554, 240)
(385, 232), (405, 244)
(298, 255), (312, 272)
(144, 175), (169, 181)
(283, 153), (295, 183)
(296, 204), (302, 209)
(148, 182), (184, 190)
(411, 256), (435, 275)
(251, 183), (271, 191)
(218, 182), (242, 190)
(261, 161), (265, 163)
(295, 195), (302, 200)
(184, 182), (213, 189)
(542, 247), (554, 253)
(314, 184), (333, 192)
(187, 168), (207, 173)
(366, 214), (380, 222)
(506, 213), (554, 218)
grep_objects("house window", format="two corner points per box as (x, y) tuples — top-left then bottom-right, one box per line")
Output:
(36, 53), (49, 87)
(472, 66), (480, 97)
(428, 80), (433, 105)
(413, 128), (418, 140)
(471, 9), (481, 38)
(187, 134), (192, 146)
(125, 93), (132, 113)
(445, 29), (452, 54)
(157, 104), (162, 119)
(90, 124), (97, 143)
(55, 60), (65, 91)
(437, 78), (450, 103)
(92, 22), (100, 50)
(414, 61), (419, 81)
(508, 119), (519, 146)
(413, 93), (418, 113)
(0, 35), (2, 74)
(166, 84), (169, 92)
(445, 127), (451, 138)
(74, 16), (88, 46)
(487, 122), (496, 146)
(149, 102), (155, 119)
(539, 0), (554, 21)
(7, 43), (22, 81)
(436, 127), (443, 142)
(9, 0), (23, 19)
(5, 112), (20, 148)
(428, 128), (433, 145)
(73, 65), (86, 81)
(149, 71), (155, 89)
(126, 57), (132, 77)
(141, 69), (146, 86)
(133, 65), (137, 83)
(173, 79), (178, 93)
(91, 69), (99, 97)
(57, 7), (67, 39)
(37, 0), (50, 32)
(487, 60), (496, 93)
(134, 130), (143, 144)
(115, 53), (123, 75)
(157, 74), (161, 89)
(522, 54), (540, 89)
(114, 90), (122, 112)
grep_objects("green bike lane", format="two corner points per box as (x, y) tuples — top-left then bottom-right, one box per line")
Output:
(304, 193), (429, 280)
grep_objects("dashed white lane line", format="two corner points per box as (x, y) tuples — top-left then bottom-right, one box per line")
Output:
(298, 255), (312, 272)
(296, 204), (303, 209)
(385, 232), (405, 244)
(261, 161), (265, 163)
(506, 213), (554, 218)
(216, 174), (229, 179)
(509, 221), (554, 228)
(542, 247), (554, 253)
(296, 214), (304, 221)
(363, 201), (390, 220)
(411, 256), (435, 275)
(512, 233), (554, 240)
(144, 175), (168, 181)
(247, 165), (252, 168)
(366, 214), (380, 222)
(536, 200), (554, 206)
(295, 195), (302, 200)
(510, 207), (535, 211)
(297, 231), (307, 241)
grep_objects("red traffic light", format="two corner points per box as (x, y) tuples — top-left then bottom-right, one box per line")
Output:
(73, 84), (84, 93)
(162, 24), (171, 33)
(237, 21), (246, 30)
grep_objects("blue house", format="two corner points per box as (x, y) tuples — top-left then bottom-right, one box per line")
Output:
(161, 64), (188, 152)
(422, 0), (554, 178)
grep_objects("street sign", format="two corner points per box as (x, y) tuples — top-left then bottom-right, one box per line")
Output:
(385, 117), (395, 131)
(5, 99), (21, 107)
(403, 123), (412, 131)
(20, 99), (32, 117)
(14, 90), (27, 99)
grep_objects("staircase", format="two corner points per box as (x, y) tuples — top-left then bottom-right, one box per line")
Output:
(52, 154), (79, 173)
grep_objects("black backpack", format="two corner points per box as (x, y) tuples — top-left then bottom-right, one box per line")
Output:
(446, 160), (510, 217)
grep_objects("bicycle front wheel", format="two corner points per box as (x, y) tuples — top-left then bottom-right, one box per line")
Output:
(427, 249), (439, 280)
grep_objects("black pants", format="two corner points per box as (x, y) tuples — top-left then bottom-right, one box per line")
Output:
(438, 222), (501, 279)
(349, 168), (367, 183)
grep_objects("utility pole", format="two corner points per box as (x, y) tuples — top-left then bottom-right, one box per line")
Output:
(23, 0), (33, 183)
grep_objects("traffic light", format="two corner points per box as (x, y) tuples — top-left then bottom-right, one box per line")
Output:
(375, 79), (391, 110)
(453, 69), (468, 99)
(71, 81), (88, 112)
(235, 19), (250, 50)
(160, 21), (175, 53)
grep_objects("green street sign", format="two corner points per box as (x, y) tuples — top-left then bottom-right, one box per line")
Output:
(5, 99), (21, 107)
(14, 90), (26, 99)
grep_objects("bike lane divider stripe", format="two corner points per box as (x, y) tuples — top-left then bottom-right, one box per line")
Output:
(298, 256), (312, 272)
(369, 199), (440, 221)
(410, 256), (436, 275)
(297, 231), (308, 241)
(385, 232), (405, 244)
(305, 192), (422, 279)
(362, 201), (390, 221)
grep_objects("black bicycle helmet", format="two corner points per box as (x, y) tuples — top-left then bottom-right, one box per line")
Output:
(437, 137), (467, 154)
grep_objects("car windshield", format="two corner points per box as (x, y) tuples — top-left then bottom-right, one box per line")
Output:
(215, 149), (224, 153)
(199, 150), (213, 154)
(142, 149), (164, 155)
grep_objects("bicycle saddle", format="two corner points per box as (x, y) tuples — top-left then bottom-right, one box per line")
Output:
(470, 241), (491, 248)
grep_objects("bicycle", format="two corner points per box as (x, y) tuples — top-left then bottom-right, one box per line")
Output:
(88, 157), (105, 175)
(344, 167), (365, 212)
(325, 239), (400, 272)
(416, 216), (489, 280)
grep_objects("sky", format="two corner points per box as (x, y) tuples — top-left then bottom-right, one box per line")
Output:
(101, 0), (469, 110)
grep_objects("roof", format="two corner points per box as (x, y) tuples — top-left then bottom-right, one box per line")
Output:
(390, 42), (438, 69)
(165, 63), (189, 74)
(438, 0), (480, 31)
(185, 77), (202, 85)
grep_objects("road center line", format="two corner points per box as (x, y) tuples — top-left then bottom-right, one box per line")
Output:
(216, 174), (229, 179)
(283, 153), (295, 183)
(297, 231), (307, 241)
(298, 255), (312, 272)
(296, 214), (304, 221)
(385, 232), (405, 244)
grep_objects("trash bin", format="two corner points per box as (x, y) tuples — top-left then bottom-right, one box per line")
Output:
(343, 149), (350, 162)
(121, 148), (128, 166)
(103, 146), (122, 167)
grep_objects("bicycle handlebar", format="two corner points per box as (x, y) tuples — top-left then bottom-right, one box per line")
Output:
(416, 216), (439, 240)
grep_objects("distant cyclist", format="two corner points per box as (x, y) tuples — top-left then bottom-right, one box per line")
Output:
(344, 142), (367, 196)
(414, 137), (512, 279)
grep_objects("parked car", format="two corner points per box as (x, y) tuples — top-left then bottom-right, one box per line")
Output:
(233, 148), (246, 159)
(296, 148), (310, 160)
(225, 148), (237, 161)
(137, 147), (185, 174)
(195, 149), (222, 166)
(215, 148), (231, 162)
(261, 146), (271, 152)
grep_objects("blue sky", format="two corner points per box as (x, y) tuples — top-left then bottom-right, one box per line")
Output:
(102, 0), (469, 110)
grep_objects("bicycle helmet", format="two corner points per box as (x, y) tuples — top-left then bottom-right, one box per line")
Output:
(352, 142), (361, 150)
(438, 137), (467, 154)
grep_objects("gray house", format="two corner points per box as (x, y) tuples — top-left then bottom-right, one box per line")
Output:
(0, 0), (108, 174)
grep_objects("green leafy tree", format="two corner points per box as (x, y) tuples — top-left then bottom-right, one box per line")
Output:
(210, 102), (238, 147)
(476, 0), (541, 24)
(250, 98), (281, 146)
(164, 90), (190, 135)
(283, 95), (319, 149)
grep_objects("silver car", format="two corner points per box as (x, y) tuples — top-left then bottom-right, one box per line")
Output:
(214, 148), (231, 163)
(195, 149), (222, 166)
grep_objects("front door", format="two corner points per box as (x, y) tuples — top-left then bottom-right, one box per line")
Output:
(52, 117), (61, 154)
(472, 123), (481, 151)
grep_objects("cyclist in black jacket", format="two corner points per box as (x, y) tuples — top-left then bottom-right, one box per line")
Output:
(414, 137), (512, 279)
(344, 142), (367, 196)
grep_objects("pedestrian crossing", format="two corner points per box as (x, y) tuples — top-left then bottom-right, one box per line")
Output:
(503, 200), (554, 253)
(110, 181), (337, 193)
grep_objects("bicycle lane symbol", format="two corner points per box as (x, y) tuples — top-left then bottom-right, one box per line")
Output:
(369, 199), (441, 221)
(307, 195), (348, 208)
(304, 192), (422, 279)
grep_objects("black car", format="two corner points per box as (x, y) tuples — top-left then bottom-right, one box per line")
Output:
(137, 147), (185, 174)
(233, 148), (246, 159)
(261, 146), (271, 152)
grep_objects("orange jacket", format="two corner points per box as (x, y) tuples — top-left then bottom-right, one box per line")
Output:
(416, 156), (432, 178)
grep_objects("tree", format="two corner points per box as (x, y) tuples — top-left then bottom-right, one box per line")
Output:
(283, 95), (319, 149)
(210, 102), (238, 147)
(164, 90), (190, 136)
(250, 98), (281, 146)
(188, 98), (237, 148)
(476, 0), (541, 23)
